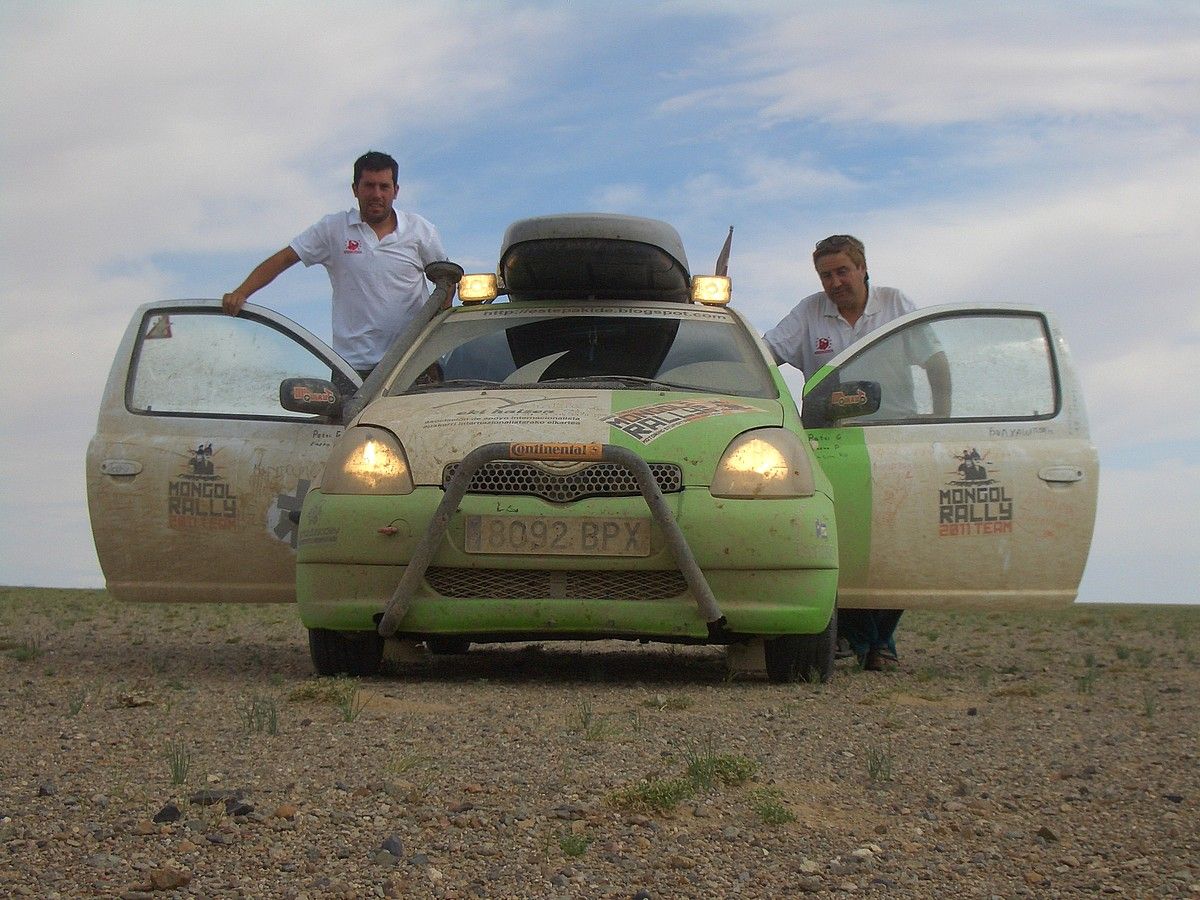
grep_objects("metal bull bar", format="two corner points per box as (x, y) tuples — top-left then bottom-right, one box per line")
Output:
(376, 441), (731, 641)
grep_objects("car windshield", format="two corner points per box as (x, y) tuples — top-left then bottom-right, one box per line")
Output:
(385, 304), (778, 399)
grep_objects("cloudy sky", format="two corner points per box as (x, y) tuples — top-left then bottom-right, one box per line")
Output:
(2, 1), (1197, 603)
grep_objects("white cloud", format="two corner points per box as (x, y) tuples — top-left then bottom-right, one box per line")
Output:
(1079, 460), (1200, 604)
(663, 5), (1200, 126)
(1, 2), (564, 277)
(589, 183), (652, 211)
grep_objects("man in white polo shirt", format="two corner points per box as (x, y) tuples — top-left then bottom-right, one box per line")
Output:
(222, 151), (450, 387)
(763, 234), (951, 672)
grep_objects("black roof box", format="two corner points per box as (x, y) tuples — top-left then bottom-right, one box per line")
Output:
(499, 213), (691, 302)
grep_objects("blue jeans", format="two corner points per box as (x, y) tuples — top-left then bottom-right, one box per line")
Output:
(839, 609), (903, 658)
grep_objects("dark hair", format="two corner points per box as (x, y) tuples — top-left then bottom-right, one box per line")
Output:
(812, 234), (866, 268)
(353, 151), (399, 187)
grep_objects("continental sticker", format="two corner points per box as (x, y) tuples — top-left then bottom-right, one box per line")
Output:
(606, 399), (760, 444)
(168, 443), (238, 531)
(510, 441), (604, 461)
(938, 448), (1014, 537)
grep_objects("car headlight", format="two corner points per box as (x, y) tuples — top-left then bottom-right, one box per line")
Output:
(711, 428), (815, 498)
(321, 426), (414, 495)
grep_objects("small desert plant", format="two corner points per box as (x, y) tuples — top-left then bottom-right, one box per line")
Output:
(67, 689), (88, 717)
(866, 742), (893, 783)
(642, 693), (693, 710)
(165, 741), (192, 785)
(569, 697), (619, 741)
(8, 636), (42, 662)
(993, 680), (1050, 698)
(750, 788), (796, 825)
(241, 694), (279, 735)
(558, 830), (590, 857)
(915, 665), (949, 683)
(1142, 685), (1158, 719)
(1075, 659), (1099, 694)
(288, 677), (346, 703)
(388, 751), (431, 776)
(684, 741), (755, 790)
(334, 678), (368, 722)
(609, 776), (695, 813)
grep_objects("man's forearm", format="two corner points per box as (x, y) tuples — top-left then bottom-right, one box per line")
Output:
(223, 247), (299, 314)
(926, 351), (952, 417)
(236, 247), (300, 296)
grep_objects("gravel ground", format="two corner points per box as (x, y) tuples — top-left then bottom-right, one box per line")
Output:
(1, 587), (1197, 899)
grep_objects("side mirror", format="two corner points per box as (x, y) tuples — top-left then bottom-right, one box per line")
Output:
(801, 379), (882, 429)
(280, 377), (343, 417)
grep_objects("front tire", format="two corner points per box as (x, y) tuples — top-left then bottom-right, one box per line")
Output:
(764, 606), (837, 684)
(308, 628), (383, 677)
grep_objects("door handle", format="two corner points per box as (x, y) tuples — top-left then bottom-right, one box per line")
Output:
(100, 459), (143, 476)
(1038, 465), (1083, 483)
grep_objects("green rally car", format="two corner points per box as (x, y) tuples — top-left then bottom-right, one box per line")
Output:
(87, 214), (1098, 683)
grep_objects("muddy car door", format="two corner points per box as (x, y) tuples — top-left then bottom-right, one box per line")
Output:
(802, 305), (1098, 611)
(86, 300), (359, 603)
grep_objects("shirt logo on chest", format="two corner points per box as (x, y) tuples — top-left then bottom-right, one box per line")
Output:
(344, 239), (362, 254)
(815, 337), (832, 353)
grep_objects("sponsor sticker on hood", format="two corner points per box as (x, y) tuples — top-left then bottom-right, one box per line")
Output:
(605, 398), (762, 444)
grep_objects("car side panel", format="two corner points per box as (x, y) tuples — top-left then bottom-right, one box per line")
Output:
(807, 306), (1098, 610)
(87, 301), (353, 603)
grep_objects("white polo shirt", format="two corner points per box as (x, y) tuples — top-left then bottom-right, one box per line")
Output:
(762, 284), (918, 381)
(291, 208), (447, 370)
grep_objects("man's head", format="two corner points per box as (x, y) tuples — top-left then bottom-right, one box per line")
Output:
(352, 151), (400, 227)
(813, 234), (869, 313)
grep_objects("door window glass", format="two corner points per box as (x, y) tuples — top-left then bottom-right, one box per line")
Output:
(836, 313), (1057, 423)
(128, 311), (337, 418)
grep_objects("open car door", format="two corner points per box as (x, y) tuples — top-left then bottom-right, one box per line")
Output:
(86, 300), (360, 603)
(802, 305), (1098, 611)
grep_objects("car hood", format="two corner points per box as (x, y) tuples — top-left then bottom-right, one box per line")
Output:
(356, 389), (785, 485)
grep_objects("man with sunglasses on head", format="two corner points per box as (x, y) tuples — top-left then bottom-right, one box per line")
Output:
(222, 151), (451, 394)
(762, 234), (950, 672)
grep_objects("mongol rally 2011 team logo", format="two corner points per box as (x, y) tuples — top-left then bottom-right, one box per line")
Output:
(938, 448), (1014, 537)
(167, 443), (238, 531)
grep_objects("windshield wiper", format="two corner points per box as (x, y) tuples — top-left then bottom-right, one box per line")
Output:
(404, 378), (505, 392)
(539, 375), (684, 390)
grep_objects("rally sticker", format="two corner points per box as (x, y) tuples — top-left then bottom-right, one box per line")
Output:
(605, 399), (760, 444)
(938, 448), (1015, 537)
(167, 443), (238, 531)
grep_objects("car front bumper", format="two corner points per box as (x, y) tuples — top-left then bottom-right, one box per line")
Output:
(297, 442), (838, 641)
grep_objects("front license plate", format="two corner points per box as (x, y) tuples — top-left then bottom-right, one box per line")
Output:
(464, 515), (652, 557)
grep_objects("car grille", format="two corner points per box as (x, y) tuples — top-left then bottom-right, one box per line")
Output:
(425, 567), (688, 600)
(441, 461), (683, 502)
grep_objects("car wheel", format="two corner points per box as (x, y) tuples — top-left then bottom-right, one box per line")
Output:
(764, 606), (837, 684)
(308, 628), (383, 677)
(425, 636), (471, 655)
